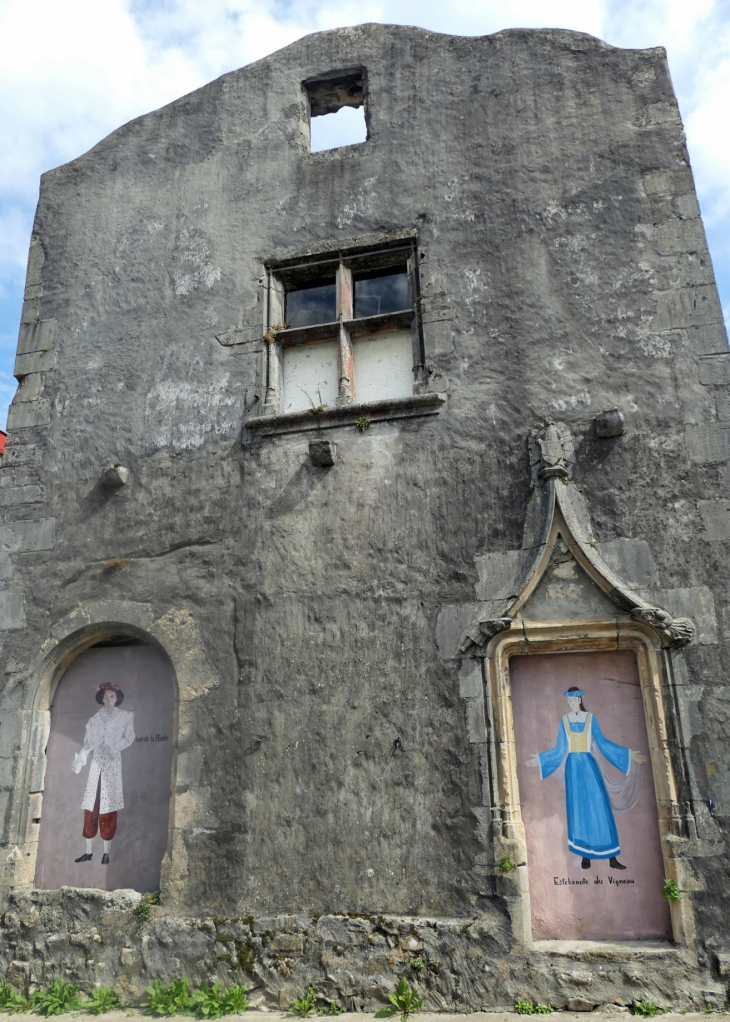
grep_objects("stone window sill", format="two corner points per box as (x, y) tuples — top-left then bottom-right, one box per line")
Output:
(244, 392), (446, 438)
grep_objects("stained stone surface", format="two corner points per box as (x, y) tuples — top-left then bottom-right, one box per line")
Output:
(0, 22), (729, 1009)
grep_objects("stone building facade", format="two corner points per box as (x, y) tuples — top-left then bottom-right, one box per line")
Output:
(0, 22), (729, 1011)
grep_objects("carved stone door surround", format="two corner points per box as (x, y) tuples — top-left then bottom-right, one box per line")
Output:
(457, 421), (699, 950)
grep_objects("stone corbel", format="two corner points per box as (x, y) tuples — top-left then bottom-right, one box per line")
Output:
(630, 607), (696, 649)
(459, 617), (512, 655)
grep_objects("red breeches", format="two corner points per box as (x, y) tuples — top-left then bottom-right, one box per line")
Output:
(82, 781), (117, 840)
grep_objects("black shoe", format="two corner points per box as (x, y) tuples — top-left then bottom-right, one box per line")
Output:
(581, 858), (591, 869)
(609, 857), (627, 870)
(101, 853), (109, 865)
(75, 853), (92, 863)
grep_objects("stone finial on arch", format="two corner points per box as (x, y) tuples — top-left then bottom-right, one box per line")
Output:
(459, 420), (696, 655)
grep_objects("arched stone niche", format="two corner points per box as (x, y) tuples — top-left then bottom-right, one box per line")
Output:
(2, 600), (218, 904)
(35, 637), (175, 893)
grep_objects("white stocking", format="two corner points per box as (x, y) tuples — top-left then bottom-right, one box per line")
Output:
(103, 840), (111, 854)
(85, 838), (93, 855)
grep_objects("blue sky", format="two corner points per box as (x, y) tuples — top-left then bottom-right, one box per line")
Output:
(1, 0), (729, 430)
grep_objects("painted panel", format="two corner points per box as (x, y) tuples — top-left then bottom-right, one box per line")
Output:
(511, 650), (671, 941)
(352, 329), (413, 403)
(283, 340), (338, 413)
(34, 645), (174, 893)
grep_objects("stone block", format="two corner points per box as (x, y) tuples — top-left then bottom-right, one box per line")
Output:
(475, 549), (529, 601)
(695, 321), (730, 354)
(0, 554), (14, 581)
(0, 713), (20, 760)
(699, 500), (730, 541)
(654, 218), (707, 256)
(6, 401), (51, 430)
(716, 390), (730, 421)
(16, 319), (56, 356)
(685, 424), (730, 465)
(436, 601), (503, 659)
(271, 933), (303, 953)
(459, 660), (482, 699)
(594, 407), (625, 437)
(25, 239), (44, 289)
(0, 486), (44, 507)
(0, 445), (39, 468)
(12, 374), (44, 403)
(651, 586), (718, 644)
(0, 519), (55, 553)
(675, 193), (701, 219)
(654, 286), (724, 331)
(0, 589), (25, 630)
(699, 354), (730, 386)
(308, 439), (336, 466)
(101, 465), (130, 487)
(13, 349), (57, 376)
(595, 539), (656, 588)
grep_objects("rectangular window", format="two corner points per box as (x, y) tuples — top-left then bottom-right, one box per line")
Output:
(260, 238), (427, 421)
(286, 280), (336, 329)
(304, 69), (368, 154)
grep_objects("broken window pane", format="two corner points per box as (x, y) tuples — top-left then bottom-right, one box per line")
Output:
(286, 281), (336, 328)
(310, 106), (367, 153)
(354, 270), (410, 318)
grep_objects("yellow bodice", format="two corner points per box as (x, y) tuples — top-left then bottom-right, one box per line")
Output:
(562, 712), (592, 753)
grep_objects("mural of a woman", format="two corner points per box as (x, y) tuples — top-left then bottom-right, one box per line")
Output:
(526, 685), (647, 868)
(71, 682), (135, 865)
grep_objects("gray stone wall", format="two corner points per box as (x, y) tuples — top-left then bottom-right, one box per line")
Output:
(1, 23), (729, 1008)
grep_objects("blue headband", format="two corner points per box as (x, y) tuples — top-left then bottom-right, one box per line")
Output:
(563, 689), (584, 697)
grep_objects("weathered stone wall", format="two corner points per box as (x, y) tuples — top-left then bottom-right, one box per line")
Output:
(1, 23), (729, 1009)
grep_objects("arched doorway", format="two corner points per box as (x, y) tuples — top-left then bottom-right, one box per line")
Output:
(34, 637), (175, 893)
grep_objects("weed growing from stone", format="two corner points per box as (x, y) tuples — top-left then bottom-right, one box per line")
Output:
(288, 987), (318, 1017)
(188, 981), (248, 1019)
(85, 987), (122, 1014)
(142, 979), (191, 1016)
(514, 1001), (552, 1014)
(6, 988), (37, 1014)
(135, 890), (161, 924)
(409, 958), (425, 971)
(375, 976), (424, 1021)
(662, 879), (682, 901)
(355, 416), (371, 432)
(499, 856), (515, 872)
(104, 557), (129, 572)
(0, 983), (15, 1011)
(633, 999), (669, 1017)
(33, 981), (83, 1016)
(318, 1003), (345, 1016)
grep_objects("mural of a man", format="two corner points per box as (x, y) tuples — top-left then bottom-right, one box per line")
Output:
(71, 682), (135, 864)
(526, 685), (647, 869)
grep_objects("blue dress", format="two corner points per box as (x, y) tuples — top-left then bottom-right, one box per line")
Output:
(537, 713), (630, 859)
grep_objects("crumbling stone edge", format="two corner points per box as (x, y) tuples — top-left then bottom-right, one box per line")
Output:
(0, 890), (724, 1012)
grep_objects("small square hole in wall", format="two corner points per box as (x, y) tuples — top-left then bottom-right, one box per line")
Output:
(305, 69), (367, 153)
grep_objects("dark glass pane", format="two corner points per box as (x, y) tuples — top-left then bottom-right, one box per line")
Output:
(286, 282), (336, 328)
(354, 271), (410, 318)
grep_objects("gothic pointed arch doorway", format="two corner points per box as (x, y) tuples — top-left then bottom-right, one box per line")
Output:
(34, 636), (175, 893)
